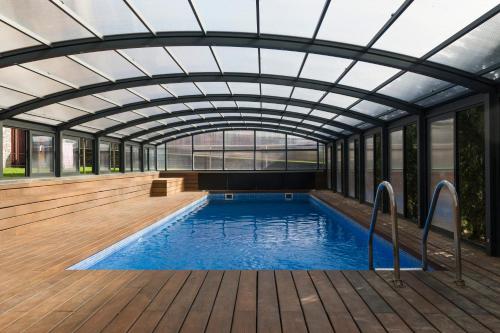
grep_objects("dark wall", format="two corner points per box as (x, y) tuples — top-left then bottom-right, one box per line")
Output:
(198, 172), (324, 191)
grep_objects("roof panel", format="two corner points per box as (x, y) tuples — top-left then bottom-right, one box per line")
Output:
(213, 47), (259, 73)
(374, 0), (499, 57)
(163, 83), (201, 96)
(58, 0), (148, 36)
(317, 0), (404, 46)
(167, 46), (219, 73)
(130, 85), (172, 100)
(0, 66), (70, 97)
(377, 72), (449, 101)
(339, 61), (399, 91)
(119, 48), (182, 75)
(310, 109), (336, 120)
(261, 103), (286, 111)
(334, 115), (362, 126)
(260, 0), (326, 38)
(291, 87), (325, 102)
(15, 113), (61, 126)
(0, 86), (34, 109)
(28, 104), (88, 122)
(300, 53), (352, 83)
(416, 85), (470, 107)
(212, 101), (238, 108)
(71, 51), (145, 80)
(95, 89), (145, 105)
(228, 82), (260, 95)
(161, 104), (190, 113)
(134, 107), (167, 117)
(261, 84), (292, 98)
(351, 100), (391, 116)
(61, 95), (115, 113)
(0, 21), (40, 53)
(108, 111), (145, 123)
(0, 0), (93, 43)
(196, 82), (230, 95)
(80, 117), (121, 130)
(321, 93), (358, 108)
(286, 105), (311, 114)
(186, 101), (214, 109)
(195, 0), (256, 33)
(260, 49), (305, 77)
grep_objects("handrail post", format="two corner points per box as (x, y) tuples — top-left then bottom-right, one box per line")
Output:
(421, 180), (464, 286)
(368, 181), (404, 288)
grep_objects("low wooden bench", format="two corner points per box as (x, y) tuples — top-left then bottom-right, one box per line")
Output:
(150, 177), (184, 196)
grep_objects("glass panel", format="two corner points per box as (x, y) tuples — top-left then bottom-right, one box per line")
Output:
(0, 66), (70, 97)
(224, 130), (254, 150)
(130, 85), (172, 100)
(374, 0), (498, 57)
(129, 0), (200, 32)
(430, 118), (455, 231)
(24, 57), (108, 87)
(365, 136), (374, 203)
(351, 100), (391, 116)
(256, 131), (285, 149)
(59, 0), (148, 35)
(287, 135), (317, 149)
(96, 89), (144, 105)
(61, 95), (114, 113)
(0, 0), (92, 43)
(132, 145), (141, 171)
(196, 82), (230, 95)
(261, 84), (292, 98)
(15, 114), (61, 126)
(164, 83), (201, 96)
(2, 127), (27, 177)
(157, 144), (166, 170)
(483, 68), (500, 81)
(319, 143), (325, 169)
(321, 93), (358, 108)
(167, 137), (192, 170)
(28, 104), (88, 122)
(167, 46), (219, 73)
(212, 101), (237, 109)
(287, 150), (317, 170)
(334, 115), (362, 126)
(62, 137), (79, 173)
(340, 62), (399, 91)
(186, 101), (213, 110)
(310, 109), (335, 120)
(125, 145), (132, 171)
(0, 21), (40, 53)
(79, 138), (93, 174)
(417, 86), (469, 107)
(457, 106), (485, 244)
(300, 53), (352, 83)
(291, 87), (324, 102)
(256, 151), (285, 170)
(228, 82), (260, 95)
(110, 143), (120, 172)
(405, 123), (418, 221)
(336, 142), (342, 192)
(260, 49), (305, 77)
(390, 130), (404, 214)
(317, 0), (404, 46)
(348, 140), (356, 197)
(195, 0), (256, 33)
(193, 132), (223, 150)
(224, 151), (254, 170)
(149, 147), (156, 171)
(31, 134), (54, 176)
(377, 72), (448, 102)
(0, 86), (34, 108)
(99, 142), (111, 173)
(72, 51), (145, 80)
(286, 105), (311, 114)
(120, 48), (182, 75)
(108, 111), (144, 123)
(193, 151), (223, 170)
(260, 0), (326, 38)
(80, 117), (121, 130)
(213, 47), (259, 73)
(326, 145), (332, 189)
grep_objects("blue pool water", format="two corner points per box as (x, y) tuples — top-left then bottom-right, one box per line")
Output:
(73, 193), (421, 270)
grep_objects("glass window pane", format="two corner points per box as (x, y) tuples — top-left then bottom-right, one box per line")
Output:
(374, 0), (498, 57)
(96, 89), (144, 105)
(28, 104), (88, 122)
(390, 130), (404, 214)
(79, 138), (93, 174)
(287, 135), (316, 149)
(334, 115), (362, 126)
(224, 130), (254, 150)
(300, 54), (352, 83)
(340, 61), (399, 91)
(195, 0), (256, 33)
(260, 49), (305, 77)
(120, 48), (182, 75)
(72, 51), (145, 81)
(321, 93), (358, 108)
(377, 72), (448, 102)
(110, 143), (120, 172)
(167, 46), (219, 73)
(212, 101), (237, 109)
(430, 118), (455, 231)
(291, 87), (324, 102)
(261, 84), (292, 98)
(80, 117), (121, 130)
(149, 147), (156, 170)
(62, 137), (79, 173)
(2, 127), (27, 177)
(318, 143), (325, 169)
(61, 95), (114, 113)
(167, 137), (192, 170)
(256, 131), (285, 149)
(125, 145), (132, 171)
(224, 151), (254, 170)
(132, 145), (141, 171)
(0, 0), (93, 43)
(156, 144), (166, 170)
(326, 145), (332, 189)
(348, 140), (356, 197)
(287, 150), (317, 170)
(193, 132), (223, 150)
(99, 142), (111, 173)
(129, 0), (200, 32)
(31, 134), (54, 176)
(0, 21), (40, 53)
(213, 47), (259, 73)
(351, 100), (391, 117)
(417, 86), (469, 108)
(0, 66), (70, 97)
(256, 151), (285, 170)
(194, 151), (223, 170)
(365, 136), (374, 203)
(260, 0), (326, 38)
(164, 83), (201, 96)
(130, 85), (172, 100)
(336, 142), (343, 192)
(229, 82), (260, 95)
(0, 86), (34, 108)
(317, 0), (404, 46)
(196, 82), (230, 95)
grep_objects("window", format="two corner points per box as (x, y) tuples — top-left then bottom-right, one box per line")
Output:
(224, 151), (254, 170)
(110, 143), (120, 172)
(167, 137), (192, 170)
(125, 145), (132, 171)
(365, 136), (374, 203)
(256, 151), (286, 170)
(132, 145), (140, 171)
(157, 144), (166, 170)
(256, 131), (285, 150)
(2, 127), (27, 177)
(194, 151), (223, 170)
(62, 137), (79, 174)
(287, 150), (317, 170)
(348, 140), (356, 198)
(31, 133), (54, 176)
(326, 145), (332, 190)
(390, 130), (404, 214)
(405, 124), (418, 221)
(79, 138), (93, 174)
(148, 147), (156, 171)
(224, 130), (254, 150)
(336, 142), (343, 192)
(99, 142), (111, 173)
(318, 144), (325, 169)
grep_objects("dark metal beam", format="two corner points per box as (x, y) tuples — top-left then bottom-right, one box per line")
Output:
(130, 116), (342, 143)
(155, 124), (329, 146)
(0, 33), (494, 92)
(98, 107), (358, 137)
(57, 94), (385, 130)
(0, 73), (422, 118)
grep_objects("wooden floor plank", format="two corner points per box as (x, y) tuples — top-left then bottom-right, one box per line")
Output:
(275, 270), (308, 333)
(257, 271), (282, 333)
(232, 270), (257, 333)
(205, 270), (240, 333)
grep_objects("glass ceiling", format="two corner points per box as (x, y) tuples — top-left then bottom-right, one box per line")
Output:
(0, 0), (498, 144)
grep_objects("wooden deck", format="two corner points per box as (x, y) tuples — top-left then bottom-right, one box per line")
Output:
(0, 190), (499, 332)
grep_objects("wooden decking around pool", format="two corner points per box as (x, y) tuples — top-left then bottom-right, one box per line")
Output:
(1, 190), (500, 332)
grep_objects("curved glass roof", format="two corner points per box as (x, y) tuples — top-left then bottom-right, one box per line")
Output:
(0, 0), (498, 144)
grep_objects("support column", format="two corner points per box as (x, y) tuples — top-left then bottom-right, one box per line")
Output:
(140, 144), (145, 172)
(93, 137), (100, 175)
(417, 114), (428, 227)
(485, 91), (500, 256)
(343, 139), (349, 197)
(54, 130), (62, 177)
(332, 141), (337, 192)
(0, 121), (3, 177)
(381, 126), (389, 212)
(359, 134), (365, 203)
(119, 140), (126, 173)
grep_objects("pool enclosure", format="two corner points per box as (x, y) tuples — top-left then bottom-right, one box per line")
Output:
(0, 0), (499, 255)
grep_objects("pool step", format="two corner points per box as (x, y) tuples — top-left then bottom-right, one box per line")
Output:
(150, 178), (184, 196)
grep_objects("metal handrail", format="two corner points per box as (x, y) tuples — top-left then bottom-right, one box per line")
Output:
(422, 180), (464, 286)
(368, 181), (404, 288)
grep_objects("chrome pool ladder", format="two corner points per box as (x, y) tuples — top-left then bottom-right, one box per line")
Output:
(422, 180), (464, 286)
(368, 181), (404, 288)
